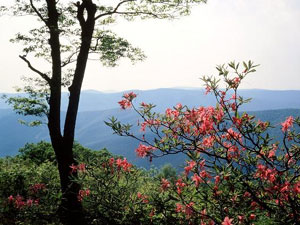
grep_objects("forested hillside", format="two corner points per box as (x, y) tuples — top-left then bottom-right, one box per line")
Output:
(1, 99), (299, 168)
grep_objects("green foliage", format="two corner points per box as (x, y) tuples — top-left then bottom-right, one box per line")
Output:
(1, 0), (206, 124)
(0, 142), (183, 225)
(156, 164), (177, 181)
(0, 156), (61, 225)
(18, 141), (55, 164)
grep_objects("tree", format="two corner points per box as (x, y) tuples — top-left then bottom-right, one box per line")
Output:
(109, 62), (300, 224)
(1, 0), (206, 224)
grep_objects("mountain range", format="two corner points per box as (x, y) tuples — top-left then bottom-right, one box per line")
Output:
(0, 88), (300, 168)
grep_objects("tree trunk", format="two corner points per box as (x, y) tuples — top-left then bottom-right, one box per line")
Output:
(46, 1), (96, 224)
(54, 141), (86, 225)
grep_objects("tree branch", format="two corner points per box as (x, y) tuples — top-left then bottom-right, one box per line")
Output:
(94, 0), (134, 20)
(29, 0), (48, 25)
(61, 51), (78, 67)
(19, 55), (51, 84)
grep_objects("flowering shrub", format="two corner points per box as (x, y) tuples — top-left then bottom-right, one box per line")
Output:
(74, 154), (157, 225)
(107, 61), (300, 224)
(0, 157), (61, 224)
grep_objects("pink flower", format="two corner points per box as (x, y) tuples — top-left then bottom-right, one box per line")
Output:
(238, 215), (244, 223)
(176, 178), (186, 195)
(15, 195), (25, 209)
(26, 199), (33, 207)
(115, 158), (132, 172)
(8, 195), (14, 203)
(293, 181), (300, 194)
(69, 164), (86, 173)
(123, 92), (137, 100)
(222, 217), (233, 225)
(77, 163), (86, 172)
(215, 175), (220, 185)
(109, 157), (115, 167)
(175, 103), (183, 110)
(175, 203), (184, 213)
(281, 116), (293, 132)
(205, 86), (211, 95)
(161, 178), (170, 191)
(137, 192), (148, 203)
(184, 160), (196, 176)
(231, 77), (240, 88)
(268, 149), (276, 159)
(140, 102), (149, 108)
(249, 214), (256, 220)
(135, 144), (155, 158)
(118, 99), (132, 109)
(184, 202), (194, 218)
(202, 136), (215, 148)
(70, 164), (78, 173)
(77, 189), (90, 202)
(192, 173), (203, 187)
(120, 158), (132, 172)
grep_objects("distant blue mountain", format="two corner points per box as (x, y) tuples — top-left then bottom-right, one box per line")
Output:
(1, 88), (300, 112)
(1, 88), (300, 168)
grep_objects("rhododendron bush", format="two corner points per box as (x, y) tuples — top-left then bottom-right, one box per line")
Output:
(107, 61), (300, 224)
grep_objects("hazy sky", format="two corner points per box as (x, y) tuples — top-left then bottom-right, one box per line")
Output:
(0, 0), (300, 92)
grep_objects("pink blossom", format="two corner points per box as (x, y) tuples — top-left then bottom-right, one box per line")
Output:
(176, 178), (186, 195)
(184, 160), (196, 176)
(137, 192), (148, 203)
(215, 175), (220, 185)
(26, 199), (33, 207)
(77, 189), (90, 202)
(135, 144), (155, 158)
(8, 195), (14, 203)
(222, 217), (233, 225)
(175, 103), (183, 110)
(293, 181), (300, 194)
(109, 157), (115, 167)
(115, 158), (132, 172)
(192, 173), (203, 187)
(184, 202), (194, 217)
(120, 158), (132, 172)
(140, 102), (149, 108)
(161, 178), (170, 191)
(202, 136), (215, 148)
(118, 99), (132, 109)
(281, 116), (293, 132)
(70, 164), (78, 173)
(249, 214), (256, 220)
(15, 195), (25, 209)
(205, 86), (211, 95)
(123, 92), (137, 100)
(175, 203), (184, 213)
(77, 163), (86, 172)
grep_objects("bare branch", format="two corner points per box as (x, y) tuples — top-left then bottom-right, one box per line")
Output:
(113, 11), (159, 18)
(61, 51), (78, 67)
(19, 55), (51, 83)
(29, 0), (48, 25)
(95, 0), (134, 20)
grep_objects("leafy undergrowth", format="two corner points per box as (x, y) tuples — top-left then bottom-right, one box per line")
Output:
(1, 142), (279, 225)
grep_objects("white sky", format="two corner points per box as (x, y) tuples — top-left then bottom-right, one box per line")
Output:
(0, 0), (300, 92)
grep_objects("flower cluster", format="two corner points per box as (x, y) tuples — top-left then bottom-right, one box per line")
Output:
(70, 163), (86, 173)
(110, 61), (300, 224)
(118, 92), (137, 109)
(77, 189), (90, 202)
(107, 157), (132, 173)
(135, 144), (156, 158)
(8, 195), (39, 209)
(281, 116), (293, 132)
